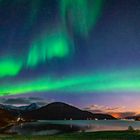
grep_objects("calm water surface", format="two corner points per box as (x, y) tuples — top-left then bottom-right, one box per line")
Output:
(8, 120), (140, 135)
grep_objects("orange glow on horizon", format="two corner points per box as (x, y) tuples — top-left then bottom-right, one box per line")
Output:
(109, 113), (122, 118)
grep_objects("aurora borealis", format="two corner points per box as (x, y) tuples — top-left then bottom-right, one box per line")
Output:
(2, 69), (140, 95)
(1, 0), (140, 114)
(27, 30), (71, 67)
(60, 0), (103, 36)
(0, 58), (22, 77)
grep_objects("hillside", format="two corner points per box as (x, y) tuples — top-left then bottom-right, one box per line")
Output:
(23, 102), (116, 120)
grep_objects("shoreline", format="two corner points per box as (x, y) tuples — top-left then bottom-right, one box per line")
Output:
(0, 130), (140, 140)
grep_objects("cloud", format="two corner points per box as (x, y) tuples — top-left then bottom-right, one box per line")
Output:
(0, 97), (54, 106)
(84, 104), (137, 118)
(87, 109), (104, 113)
(109, 112), (136, 118)
(2, 98), (30, 105)
(84, 104), (125, 113)
(28, 97), (43, 101)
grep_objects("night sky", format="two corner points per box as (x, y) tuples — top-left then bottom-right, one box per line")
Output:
(0, 0), (140, 117)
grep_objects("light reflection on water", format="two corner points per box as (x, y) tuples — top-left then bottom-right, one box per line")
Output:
(8, 120), (140, 135)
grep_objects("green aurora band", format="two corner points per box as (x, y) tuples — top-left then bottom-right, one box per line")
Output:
(26, 0), (42, 28)
(27, 31), (72, 67)
(60, 0), (104, 36)
(0, 0), (104, 77)
(1, 69), (140, 96)
(0, 59), (22, 78)
(27, 0), (104, 67)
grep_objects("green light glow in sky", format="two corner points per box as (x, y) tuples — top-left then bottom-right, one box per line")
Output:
(27, 0), (103, 67)
(27, 31), (71, 67)
(0, 0), (104, 78)
(0, 59), (22, 78)
(60, 0), (103, 36)
(1, 69), (140, 96)
(27, 0), (42, 28)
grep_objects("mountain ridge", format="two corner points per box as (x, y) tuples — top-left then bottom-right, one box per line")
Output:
(23, 102), (116, 120)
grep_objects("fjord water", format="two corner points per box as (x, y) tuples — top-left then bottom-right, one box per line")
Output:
(9, 120), (140, 135)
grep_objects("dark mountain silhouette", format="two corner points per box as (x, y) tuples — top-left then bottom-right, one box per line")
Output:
(0, 103), (39, 112)
(23, 102), (116, 120)
(18, 103), (39, 111)
(125, 115), (140, 121)
(0, 108), (15, 127)
(0, 102), (116, 128)
(0, 103), (39, 117)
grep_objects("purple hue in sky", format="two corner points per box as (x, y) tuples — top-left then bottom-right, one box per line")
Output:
(0, 0), (140, 114)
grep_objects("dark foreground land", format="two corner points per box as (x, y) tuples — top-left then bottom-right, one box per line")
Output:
(0, 131), (140, 140)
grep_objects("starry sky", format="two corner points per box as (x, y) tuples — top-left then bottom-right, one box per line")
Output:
(0, 0), (140, 117)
